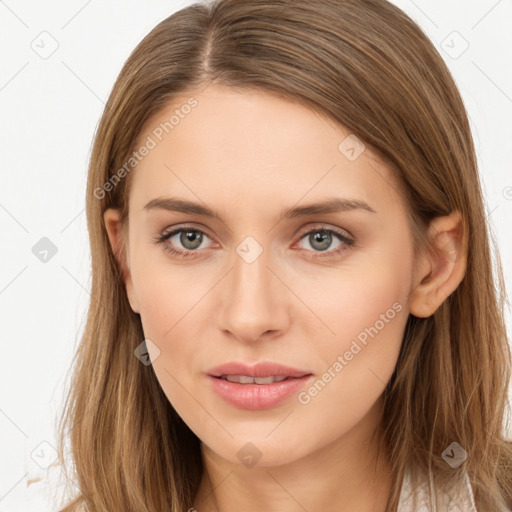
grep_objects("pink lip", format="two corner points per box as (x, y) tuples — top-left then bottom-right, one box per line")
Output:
(206, 361), (313, 410)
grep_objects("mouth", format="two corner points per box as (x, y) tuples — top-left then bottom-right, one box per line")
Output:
(206, 362), (314, 409)
(216, 375), (301, 384)
(207, 361), (312, 379)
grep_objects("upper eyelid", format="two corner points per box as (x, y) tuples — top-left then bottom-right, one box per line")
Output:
(160, 224), (215, 243)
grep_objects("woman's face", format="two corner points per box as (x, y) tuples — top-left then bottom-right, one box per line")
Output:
(108, 84), (418, 466)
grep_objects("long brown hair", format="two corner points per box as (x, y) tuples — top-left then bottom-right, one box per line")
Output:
(57, 0), (512, 510)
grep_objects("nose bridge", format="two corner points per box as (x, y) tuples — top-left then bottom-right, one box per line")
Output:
(230, 236), (276, 313)
(233, 238), (271, 298)
(217, 234), (289, 341)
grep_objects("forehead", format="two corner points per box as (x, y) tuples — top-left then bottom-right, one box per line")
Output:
(128, 84), (405, 217)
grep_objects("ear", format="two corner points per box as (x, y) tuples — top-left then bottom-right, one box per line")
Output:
(409, 210), (467, 318)
(103, 208), (140, 314)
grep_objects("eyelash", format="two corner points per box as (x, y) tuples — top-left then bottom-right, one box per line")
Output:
(154, 224), (356, 260)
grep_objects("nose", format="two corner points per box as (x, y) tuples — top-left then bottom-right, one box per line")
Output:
(216, 245), (291, 344)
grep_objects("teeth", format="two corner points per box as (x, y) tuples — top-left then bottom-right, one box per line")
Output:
(222, 375), (289, 384)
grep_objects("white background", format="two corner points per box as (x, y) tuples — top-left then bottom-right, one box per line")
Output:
(1, 0), (511, 510)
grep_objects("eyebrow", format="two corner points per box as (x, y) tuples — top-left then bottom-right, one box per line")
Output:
(143, 197), (376, 221)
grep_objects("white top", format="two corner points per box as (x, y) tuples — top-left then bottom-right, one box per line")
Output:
(397, 468), (478, 511)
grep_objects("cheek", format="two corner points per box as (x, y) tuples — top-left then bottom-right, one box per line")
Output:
(132, 262), (209, 426)
(291, 275), (409, 452)
(131, 242), (208, 340)
(296, 239), (412, 351)
(293, 244), (412, 407)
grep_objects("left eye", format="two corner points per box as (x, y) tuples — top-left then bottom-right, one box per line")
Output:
(155, 225), (355, 258)
(297, 227), (354, 254)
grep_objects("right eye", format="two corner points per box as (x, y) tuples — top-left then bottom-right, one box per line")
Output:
(155, 225), (215, 258)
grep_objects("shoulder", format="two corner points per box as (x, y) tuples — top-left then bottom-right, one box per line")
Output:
(397, 467), (478, 511)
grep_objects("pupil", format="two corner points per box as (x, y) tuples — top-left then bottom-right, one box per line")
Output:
(312, 231), (331, 251)
(182, 230), (201, 249)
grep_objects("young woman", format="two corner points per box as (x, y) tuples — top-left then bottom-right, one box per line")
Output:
(57, 0), (512, 510)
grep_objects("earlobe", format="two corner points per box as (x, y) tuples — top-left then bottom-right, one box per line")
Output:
(103, 208), (140, 314)
(409, 211), (467, 318)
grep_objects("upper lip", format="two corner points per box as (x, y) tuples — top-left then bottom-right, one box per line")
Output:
(207, 361), (313, 378)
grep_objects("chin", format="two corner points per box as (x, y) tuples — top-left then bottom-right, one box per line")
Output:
(200, 431), (318, 469)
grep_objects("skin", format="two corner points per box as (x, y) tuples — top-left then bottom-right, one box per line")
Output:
(104, 84), (467, 512)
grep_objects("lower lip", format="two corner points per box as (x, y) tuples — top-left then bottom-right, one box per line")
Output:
(207, 375), (313, 410)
